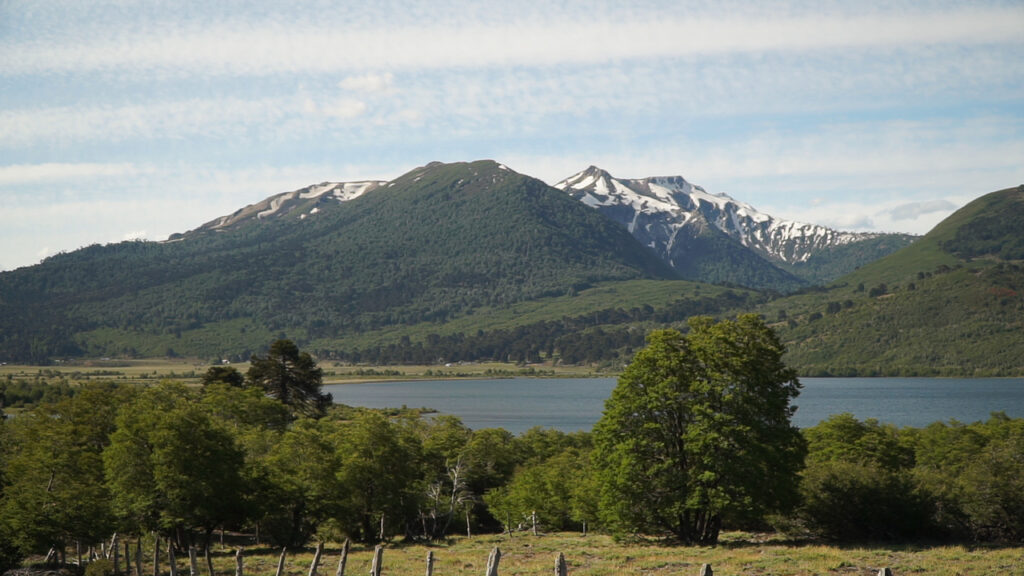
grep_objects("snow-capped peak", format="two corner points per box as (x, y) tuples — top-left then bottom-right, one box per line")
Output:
(557, 167), (876, 265)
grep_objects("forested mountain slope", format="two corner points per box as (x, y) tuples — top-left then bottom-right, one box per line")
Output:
(764, 185), (1024, 376)
(0, 161), (679, 362)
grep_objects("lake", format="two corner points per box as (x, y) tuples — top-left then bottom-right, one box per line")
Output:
(324, 377), (1024, 435)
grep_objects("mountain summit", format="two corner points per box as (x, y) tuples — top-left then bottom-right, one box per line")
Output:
(555, 166), (915, 289)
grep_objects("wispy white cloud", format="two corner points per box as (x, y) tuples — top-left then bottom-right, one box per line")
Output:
(0, 162), (142, 184)
(3, 7), (1021, 77)
(339, 73), (394, 93)
(888, 200), (959, 221)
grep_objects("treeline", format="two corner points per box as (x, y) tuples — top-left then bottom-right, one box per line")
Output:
(3, 385), (1023, 573)
(0, 380), (596, 572)
(318, 291), (753, 365)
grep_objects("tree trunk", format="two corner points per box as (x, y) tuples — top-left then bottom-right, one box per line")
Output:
(555, 552), (567, 576)
(234, 548), (243, 576)
(425, 551), (434, 576)
(113, 535), (120, 575)
(153, 535), (160, 576)
(169, 543), (178, 576)
(124, 541), (131, 576)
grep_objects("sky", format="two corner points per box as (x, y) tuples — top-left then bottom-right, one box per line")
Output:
(2, 0), (1023, 272)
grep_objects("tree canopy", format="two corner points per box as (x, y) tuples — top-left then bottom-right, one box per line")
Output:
(593, 314), (806, 544)
(247, 339), (331, 418)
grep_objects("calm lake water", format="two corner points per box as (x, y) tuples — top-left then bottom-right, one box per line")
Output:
(324, 377), (1024, 435)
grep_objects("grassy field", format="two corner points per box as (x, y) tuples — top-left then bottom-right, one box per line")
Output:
(0, 358), (605, 388)
(99, 532), (1023, 576)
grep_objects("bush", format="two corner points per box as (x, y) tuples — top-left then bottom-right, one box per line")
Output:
(800, 461), (936, 541)
(84, 559), (114, 576)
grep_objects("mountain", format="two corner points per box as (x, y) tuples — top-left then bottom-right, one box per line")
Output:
(0, 160), (688, 362)
(555, 167), (915, 290)
(766, 185), (1024, 376)
(176, 180), (386, 236)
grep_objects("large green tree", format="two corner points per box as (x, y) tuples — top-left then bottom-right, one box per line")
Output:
(103, 382), (246, 544)
(0, 383), (127, 559)
(593, 315), (806, 544)
(247, 340), (331, 418)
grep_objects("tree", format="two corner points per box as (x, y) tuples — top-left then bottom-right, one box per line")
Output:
(0, 383), (127, 560)
(335, 412), (423, 542)
(104, 382), (246, 546)
(247, 340), (331, 418)
(201, 365), (245, 387)
(593, 315), (806, 544)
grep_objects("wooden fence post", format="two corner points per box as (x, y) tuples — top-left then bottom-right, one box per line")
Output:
(555, 552), (567, 576)
(275, 548), (287, 576)
(425, 551), (434, 576)
(113, 535), (121, 575)
(153, 535), (160, 576)
(135, 538), (142, 576)
(169, 543), (177, 576)
(189, 547), (199, 576)
(307, 542), (323, 576)
(370, 546), (383, 576)
(485, 547), (500, 576)
(698, 563), (713, 576)
(205, 545), (215, 576)
(334, 540), (349, 576)
(234, 548), (243, 576)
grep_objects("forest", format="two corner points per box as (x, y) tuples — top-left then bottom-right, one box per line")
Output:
(2, 324), (1024, 574)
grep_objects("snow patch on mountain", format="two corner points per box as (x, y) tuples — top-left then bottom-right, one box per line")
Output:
(189, 179), (386, 235)
(556, 166), (878, 265)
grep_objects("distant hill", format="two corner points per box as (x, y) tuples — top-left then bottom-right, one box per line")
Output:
(0, 161), (689, 362)
(2, 159), (1005, 374)
(555, 166), (915, 290)
(766, 185), (1024, 376)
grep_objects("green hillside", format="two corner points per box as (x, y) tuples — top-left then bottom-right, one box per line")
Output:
(0, 161), (682, 362)
(766, 185), (1024, 376)
(781, 233), (918, 285)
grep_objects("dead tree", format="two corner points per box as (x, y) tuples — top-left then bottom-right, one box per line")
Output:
(234, 548), (243, 576)
(425, 551), (434, 576)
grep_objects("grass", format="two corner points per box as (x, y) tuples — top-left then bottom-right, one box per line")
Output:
(94, 532), (1024, 576)
(0, 358), (607, 389)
